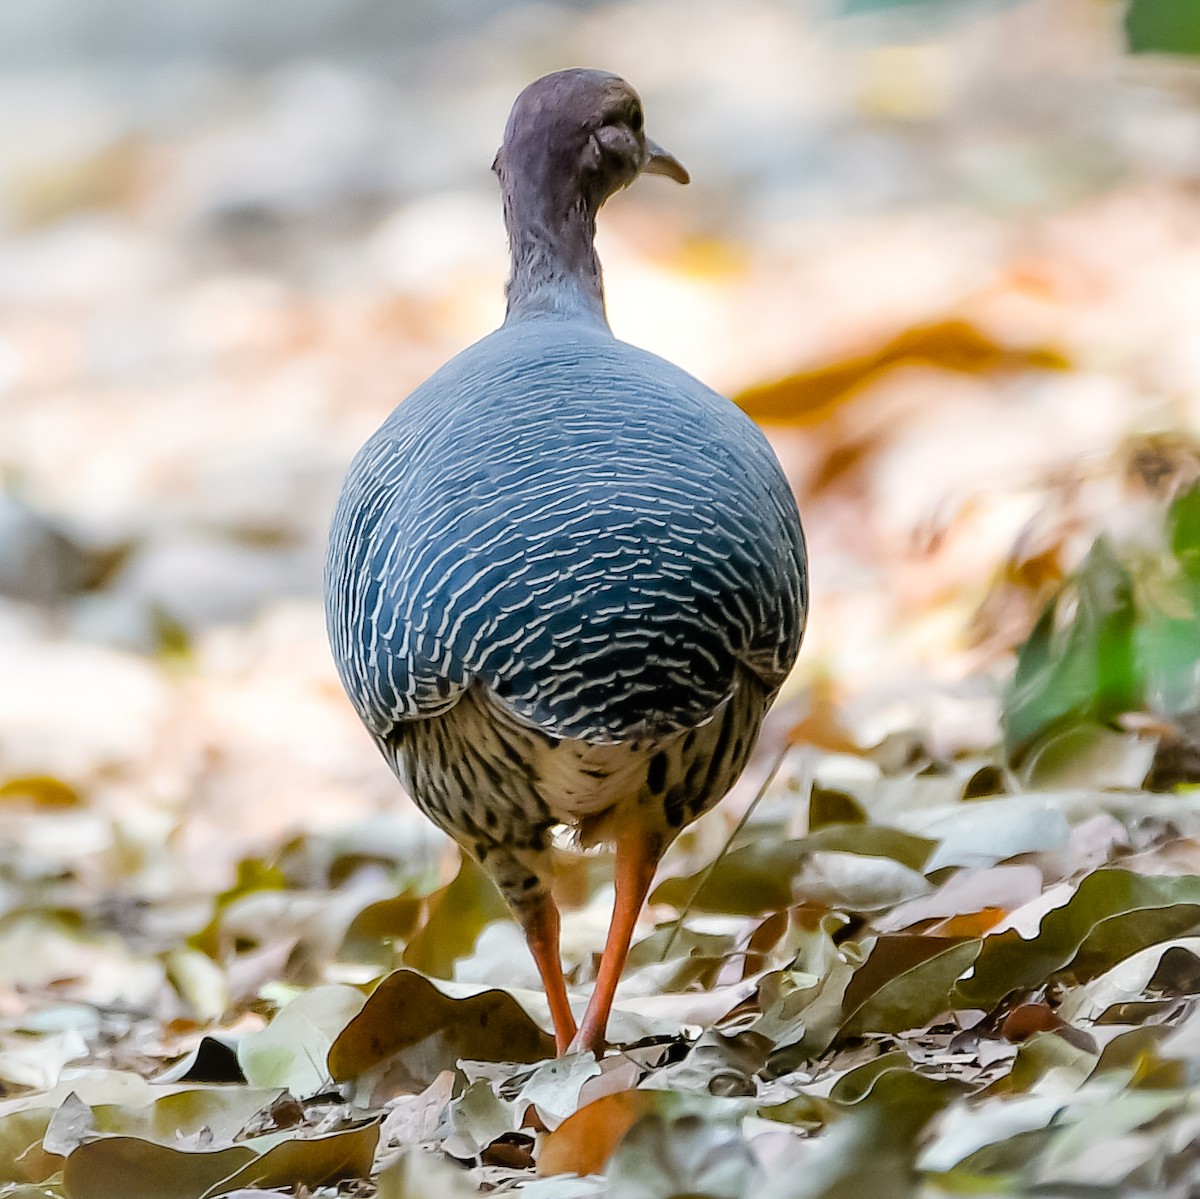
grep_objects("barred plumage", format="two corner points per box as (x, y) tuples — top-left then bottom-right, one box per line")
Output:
(327, 321), (805, 743)
(324, 68), (807, 1054)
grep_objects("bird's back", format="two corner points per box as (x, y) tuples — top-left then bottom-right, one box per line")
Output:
(325, 318), (805, 747)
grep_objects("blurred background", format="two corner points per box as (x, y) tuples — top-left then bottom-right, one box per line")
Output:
(2, 0), (1200, 1015)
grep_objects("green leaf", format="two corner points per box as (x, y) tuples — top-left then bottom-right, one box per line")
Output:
(0, 1109), (59, 1185)
(832, 1053), (966, 1125)
(652, 825), (935, 916)
(236, 984), (366, 1096)
(403, 855), (510, 979)
(1168, 480), (1200, 562)
(837, 0), (1024, 18)
(809, 787), (866, 830)
(1033, 1088), (1187, 1185)
(62, 1140), (255, 1199)
(651, 842), (795, 916)
(1126, 0), (1200, 56)
(1136, 603), (1200, 717)
(839, 935), (982, 1037)
(775, 1066), (965, 1198)
(1003, 537), (1138, 760)
(804, 824), (936, 872)
(955, 869), (1200, 1010)
(981, 1030), (1096, 1097)
(1017, 721), (1153, 790)
(920, 1091), (1066, 1175)
(198, 1121), (379, 1196)
(1133, 542), (1200, 717)
(840, 0), (943, 11)
(341, 895), (424, 964)
(109, 1088), (283, 1146)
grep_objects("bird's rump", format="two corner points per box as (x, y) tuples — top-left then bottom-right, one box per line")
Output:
(325, 320), (805, 746)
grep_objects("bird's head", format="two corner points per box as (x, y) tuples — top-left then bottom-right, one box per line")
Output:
(493, 68), (689, 211)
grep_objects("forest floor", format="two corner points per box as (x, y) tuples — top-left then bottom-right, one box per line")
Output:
(5, 5), (1200, 1193)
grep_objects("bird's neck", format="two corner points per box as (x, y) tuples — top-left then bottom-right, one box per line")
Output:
(500, 171), (609, 328)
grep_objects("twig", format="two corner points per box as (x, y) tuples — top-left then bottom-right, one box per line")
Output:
(658, 739), (796, 962)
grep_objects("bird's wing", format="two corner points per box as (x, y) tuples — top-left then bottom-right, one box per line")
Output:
(325, 324), (806, 744)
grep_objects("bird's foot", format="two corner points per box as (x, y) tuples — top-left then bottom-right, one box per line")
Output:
(567, 1023), (608, 1057)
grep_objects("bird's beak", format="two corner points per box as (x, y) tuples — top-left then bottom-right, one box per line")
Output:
(642, 139), (690, 185)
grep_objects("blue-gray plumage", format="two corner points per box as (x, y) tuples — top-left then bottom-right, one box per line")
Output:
(325, 68), (806, 1055)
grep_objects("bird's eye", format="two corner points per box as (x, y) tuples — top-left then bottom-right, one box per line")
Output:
(629, 108), (644, 133)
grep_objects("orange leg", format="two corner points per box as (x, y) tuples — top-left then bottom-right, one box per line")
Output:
(520, 893), (577, 1054)
(572, 828), (662, 1055)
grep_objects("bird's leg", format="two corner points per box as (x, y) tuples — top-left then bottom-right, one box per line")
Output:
(519, 892), (577, 1054)
(572, 827), (662, 1055)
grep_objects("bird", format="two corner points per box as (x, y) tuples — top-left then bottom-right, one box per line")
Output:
(325, 68), (807, 1055)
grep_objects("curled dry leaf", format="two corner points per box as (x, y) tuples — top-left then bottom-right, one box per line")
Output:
(327, 969), (556, 1091)
(62, 1139), (257, 1199)
(41, 1091), (93, 1157)
(874, 864), (1043, 933)
(1056, 935), (1200, 1025)
(516, 1053), (602, 1126)
(378, 1070), (456, 1165)
(236, 983), (366, 1097)
(197, 1119), (380, 1194)
(918, 799), (1070, 873)
(440, 1078), (516, 1158)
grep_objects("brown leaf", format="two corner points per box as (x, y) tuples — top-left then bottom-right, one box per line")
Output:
(735, 319), (1068, 427)
(199, 1120), (379, 1195)
(1000, 1001), (1063, 1042)
(809, 785), (866, 830)
(536, 1091), (663, 1177)
(342, 895), (424, 961)
(926, 908), (1009, 937)
(479, 1131), (534, 1169)
(0, 1108), (61, 1185)
(0, 776), (83, 808)
(403, 855), (510, 979)
(785, 678), (861, 755)
(62, 1139), (255, 1199)
(327, 969), (555, 1089)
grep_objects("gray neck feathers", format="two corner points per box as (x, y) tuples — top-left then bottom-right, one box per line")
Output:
(499, 158), (609, 328)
